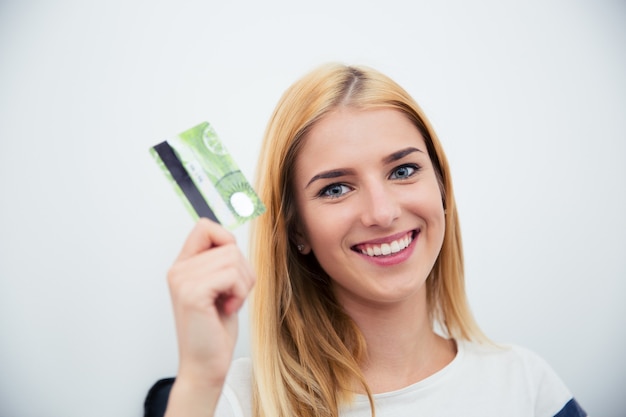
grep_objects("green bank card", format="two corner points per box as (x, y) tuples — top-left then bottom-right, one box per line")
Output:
(150, 122), (265, 229)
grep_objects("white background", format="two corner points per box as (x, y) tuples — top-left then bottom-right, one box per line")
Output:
(0, 1), (624, 416)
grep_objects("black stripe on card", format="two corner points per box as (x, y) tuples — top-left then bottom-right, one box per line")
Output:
(152, 141), (219, 224)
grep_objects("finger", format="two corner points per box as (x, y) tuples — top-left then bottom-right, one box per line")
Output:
(172, 261), (252, 316)
(214, 277), (251, 316)
(169, 244), (255, 301)
(176, 218), (236, 262)
(170, 244), (252, 287)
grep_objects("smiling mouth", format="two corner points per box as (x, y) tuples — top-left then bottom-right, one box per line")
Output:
(352, 231), (417, 257)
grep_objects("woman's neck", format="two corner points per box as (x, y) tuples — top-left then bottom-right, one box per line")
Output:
(342, 292), (456, 394)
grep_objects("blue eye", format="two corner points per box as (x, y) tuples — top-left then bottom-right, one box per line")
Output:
(390, 164), (418, 179)
(320, 183), (351, 198)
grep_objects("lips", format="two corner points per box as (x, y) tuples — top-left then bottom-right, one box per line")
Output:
(352, 231), (416, 257)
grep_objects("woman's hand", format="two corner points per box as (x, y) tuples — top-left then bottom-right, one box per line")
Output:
(165, 218), (256, 416)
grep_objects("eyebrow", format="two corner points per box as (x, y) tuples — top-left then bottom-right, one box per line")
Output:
(305, 168), (356, 189)
(305, 147), (424, 189)
(383, 147), (422, 164)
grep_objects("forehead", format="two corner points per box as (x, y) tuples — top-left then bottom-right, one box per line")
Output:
(295, 107), (427, 171)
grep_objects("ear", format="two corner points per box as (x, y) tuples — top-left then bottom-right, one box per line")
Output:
(291, 227), (312, 255)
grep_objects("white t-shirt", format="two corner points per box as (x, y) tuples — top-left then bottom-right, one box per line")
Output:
(214, 341), (585, 417)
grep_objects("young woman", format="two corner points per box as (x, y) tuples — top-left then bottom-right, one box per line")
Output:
(164, 63), (586, 417)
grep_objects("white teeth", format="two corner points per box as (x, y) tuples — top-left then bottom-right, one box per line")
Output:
(358, 234), (414, 257)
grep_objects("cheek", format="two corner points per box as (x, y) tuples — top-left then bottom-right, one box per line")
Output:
(407, 183), (446, 241)
(408, 181), (445, 217)
(300, 205), (344, 248)
(298, 202), (358, 261)
(428, 195), (447, 248)
(432, 201), (447, 241)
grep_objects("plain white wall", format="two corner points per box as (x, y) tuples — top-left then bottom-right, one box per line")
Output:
(0, 1), (624, 416)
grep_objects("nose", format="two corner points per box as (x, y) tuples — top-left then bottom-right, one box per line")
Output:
(359, 182), (401, 228)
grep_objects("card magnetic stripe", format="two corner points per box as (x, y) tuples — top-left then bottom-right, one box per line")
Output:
(152, 141), (220, 224)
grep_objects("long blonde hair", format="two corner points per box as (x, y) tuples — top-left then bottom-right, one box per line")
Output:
(250, 63), (485, 417)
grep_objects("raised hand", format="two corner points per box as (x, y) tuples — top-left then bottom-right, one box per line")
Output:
(165, 218), (256, 417)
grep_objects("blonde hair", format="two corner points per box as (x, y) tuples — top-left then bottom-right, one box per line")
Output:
(250, 63), (486, 417)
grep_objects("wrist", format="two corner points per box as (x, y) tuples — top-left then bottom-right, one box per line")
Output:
(165, 375), (224, 417)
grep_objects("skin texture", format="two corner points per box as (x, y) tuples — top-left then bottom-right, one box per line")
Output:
(294, 107), (445, 310)
(293, 108), (454, 393)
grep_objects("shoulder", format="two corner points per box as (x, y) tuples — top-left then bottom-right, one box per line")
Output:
(458, 341), (586, 417)
(460, 341), (565, 386)
(461, 340), (554, 371)
(214, 357), (253, 417)
(225, 356), (253, 387)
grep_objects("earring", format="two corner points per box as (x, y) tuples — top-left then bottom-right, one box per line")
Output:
(297, 244), (304, 252)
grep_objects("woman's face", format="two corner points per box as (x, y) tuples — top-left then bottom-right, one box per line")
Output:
(293, 107), (446, 310)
